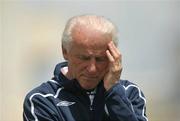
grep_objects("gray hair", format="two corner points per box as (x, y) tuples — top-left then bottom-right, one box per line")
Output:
(61, 14), (118, 50)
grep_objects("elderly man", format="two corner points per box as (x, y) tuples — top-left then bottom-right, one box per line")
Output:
(23, 15), (148, 121)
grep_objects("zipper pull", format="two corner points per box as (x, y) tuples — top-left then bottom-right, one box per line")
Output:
(86, 88), (96, 111)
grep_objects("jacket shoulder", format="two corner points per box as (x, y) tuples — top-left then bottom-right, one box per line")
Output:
(27, 80), (55, 95)
(24, 80), (61, 105)
(23, 80), (63, 121)
(120, 80), (146, 99)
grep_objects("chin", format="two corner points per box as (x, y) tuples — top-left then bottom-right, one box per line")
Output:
(79, 79), (101, 90)
(81, 84), (97, 90)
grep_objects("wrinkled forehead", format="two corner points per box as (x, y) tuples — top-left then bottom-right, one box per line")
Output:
(71, 25), (112, 48)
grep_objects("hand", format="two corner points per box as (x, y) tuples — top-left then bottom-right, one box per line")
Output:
(103, 41), (122, 91)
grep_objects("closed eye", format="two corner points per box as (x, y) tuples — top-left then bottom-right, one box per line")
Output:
(95, 56), (108, 62)
(77, 55), (91, 61)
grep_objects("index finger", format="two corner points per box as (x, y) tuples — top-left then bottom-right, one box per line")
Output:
(108, 41), (121, 60)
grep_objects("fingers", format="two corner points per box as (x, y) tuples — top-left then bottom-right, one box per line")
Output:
(104, 41), (122, 90)
(106, 50), (115, 62)
(107, 41), (122, 62)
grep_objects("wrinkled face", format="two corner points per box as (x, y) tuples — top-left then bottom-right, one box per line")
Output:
(63, 26), (112, 90)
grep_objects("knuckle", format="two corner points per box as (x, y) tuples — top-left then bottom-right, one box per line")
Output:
(114, 55), (119, 60)
(111, 67), (120, 73)
(110, 59), (115, 63)
(114, 53), (121, 60)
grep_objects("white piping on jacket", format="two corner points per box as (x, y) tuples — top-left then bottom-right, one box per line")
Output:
(29, 80), (63, 121)
(123, 84), (148, 121)
(28, 80), (148, 121)
(23, 112), (29, 121)
(48, 79), (59, 85)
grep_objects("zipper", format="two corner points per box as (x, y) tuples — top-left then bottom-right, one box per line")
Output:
(86, 88), (97, 121)
(89, 94), (94, 110)
(86, 89), (96, 111)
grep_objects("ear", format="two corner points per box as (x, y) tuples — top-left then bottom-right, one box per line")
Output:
(62, 46), (68, 60)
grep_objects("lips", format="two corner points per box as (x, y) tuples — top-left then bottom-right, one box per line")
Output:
(83, 75), (98, 79)
(85, 76), (97, 79)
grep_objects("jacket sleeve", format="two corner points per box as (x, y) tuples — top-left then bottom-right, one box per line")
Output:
(23, 93), (63, 121)
(105, 83), (148, 121)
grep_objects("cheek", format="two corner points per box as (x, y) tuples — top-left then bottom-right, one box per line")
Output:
(69, 58), (87, 73)
(67, 57), (80, 72)
(97, 62), (109, 72)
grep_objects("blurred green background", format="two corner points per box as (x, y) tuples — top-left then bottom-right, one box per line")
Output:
(1, 0), (180, 121)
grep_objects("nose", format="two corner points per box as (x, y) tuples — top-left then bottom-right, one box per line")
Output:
(87, 58), (97, 74)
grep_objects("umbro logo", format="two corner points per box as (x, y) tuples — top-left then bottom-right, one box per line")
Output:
(57, 100), (76, 106)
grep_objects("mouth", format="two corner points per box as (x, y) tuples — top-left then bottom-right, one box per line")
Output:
(82, 75), (98, 80)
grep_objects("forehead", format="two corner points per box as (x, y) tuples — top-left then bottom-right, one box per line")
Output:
(71, 25), (111, 49)
(69, 41), (107, 57)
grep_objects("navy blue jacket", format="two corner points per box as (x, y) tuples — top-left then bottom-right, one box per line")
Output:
(23, 62), (148, 121)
